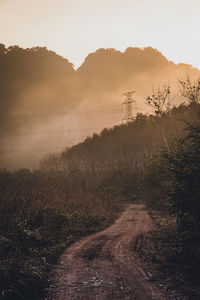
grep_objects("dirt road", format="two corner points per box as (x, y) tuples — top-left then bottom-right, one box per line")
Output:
(46, 204), (166, 300)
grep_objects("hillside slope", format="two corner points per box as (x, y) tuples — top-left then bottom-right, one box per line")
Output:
(0, 45), (199, 169)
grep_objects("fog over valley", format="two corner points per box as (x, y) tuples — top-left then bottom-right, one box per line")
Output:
(0, 45), (199, 169)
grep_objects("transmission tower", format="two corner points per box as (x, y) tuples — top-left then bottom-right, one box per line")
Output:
(122, 91), (136, 123)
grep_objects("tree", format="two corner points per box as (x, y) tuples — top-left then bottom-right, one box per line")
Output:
(179, 76), (200, 104)
(164, 123), (200, 232)
(146, 84), (172, 115)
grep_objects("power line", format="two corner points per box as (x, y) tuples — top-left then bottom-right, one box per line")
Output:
(1, 109), (123, 120)
(0, 125), (114, 138)
(65, 109), (122, 114)
(0, 147), (65, 154)
(0, 125), (120, 154)
(1, 107), (150, 125)
(0, 105), (151, 154)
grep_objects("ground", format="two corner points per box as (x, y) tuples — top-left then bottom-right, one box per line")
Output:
(46, 205), (174, 300)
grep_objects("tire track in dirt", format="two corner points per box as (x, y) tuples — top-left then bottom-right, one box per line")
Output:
(46, 204), (167, 300)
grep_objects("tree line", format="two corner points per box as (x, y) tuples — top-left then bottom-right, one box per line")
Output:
(1, 77), (200, 298)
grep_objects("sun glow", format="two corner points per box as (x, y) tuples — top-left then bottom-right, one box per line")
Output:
(0, 0), (199, 69)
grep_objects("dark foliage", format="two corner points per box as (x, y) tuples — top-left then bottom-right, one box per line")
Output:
(143, 119), (200, 297)
(2, 88), (200, 298)
(0, 169), (120, 299)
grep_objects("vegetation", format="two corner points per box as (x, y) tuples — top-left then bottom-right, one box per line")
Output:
(1, 44), (199, 170)
(141, 83), (200, 298)
(1, 77), (200, 298)
(0, 169), (121, 299)
(141, 122), (200, 298)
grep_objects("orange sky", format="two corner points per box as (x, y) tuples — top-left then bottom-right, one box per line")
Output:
(0, 0), (200, 69)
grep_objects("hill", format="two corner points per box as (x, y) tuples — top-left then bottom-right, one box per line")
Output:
(1, 80), (200, 298)
(0, 44), (199, 169)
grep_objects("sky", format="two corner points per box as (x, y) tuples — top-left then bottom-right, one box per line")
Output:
(0, 0), (200, 69)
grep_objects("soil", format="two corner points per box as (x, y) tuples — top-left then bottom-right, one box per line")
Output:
(46, 204), (170, 300)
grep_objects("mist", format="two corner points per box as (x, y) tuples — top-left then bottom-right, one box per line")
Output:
(0, 44), (199, 169)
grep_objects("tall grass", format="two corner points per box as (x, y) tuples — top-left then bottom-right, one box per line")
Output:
(0, 169), (121, 299)
(2, 95), (200, 299)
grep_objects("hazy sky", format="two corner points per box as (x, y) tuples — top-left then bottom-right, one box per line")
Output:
(0, 0), (200, 69)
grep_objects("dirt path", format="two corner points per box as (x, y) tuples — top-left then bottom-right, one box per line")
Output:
(46, 204), (167, 300)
